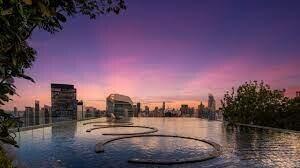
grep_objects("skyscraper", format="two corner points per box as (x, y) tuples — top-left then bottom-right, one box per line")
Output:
(13, 107), (18, 117)
(198, 102), (205, 118)
(51, 83), (77, 122)
(77, 100), (84, 120)
(208, 94), (216, 112)
(137, 102), (141, 116)
(43, 105), (51, 124)
(208, 94), (216, 120)
(35, 100), (40, 125)
(145, 106), (150, 117)
(162, 102), (165, 112)
(24, 107), (34, 127)
(180, 104), (188, 116)
(296, 91), (300, 97)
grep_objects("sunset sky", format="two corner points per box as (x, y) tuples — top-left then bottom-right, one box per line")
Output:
(3, 0), (300, 110)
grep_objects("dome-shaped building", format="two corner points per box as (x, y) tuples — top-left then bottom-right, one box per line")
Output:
(106, 94), (134, 119)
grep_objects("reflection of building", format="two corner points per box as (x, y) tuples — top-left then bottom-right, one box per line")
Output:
(106, 94), (134, 118)
(24, 107), (34, 126)
(51, 83), (77, 122)
(52, 122), (77, 141)
(35, 100), (40, 125)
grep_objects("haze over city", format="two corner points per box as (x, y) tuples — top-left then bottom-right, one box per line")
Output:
(3, 0), (300, 110)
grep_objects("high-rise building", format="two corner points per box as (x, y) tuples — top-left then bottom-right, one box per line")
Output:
(51, 83), (77, 122)
(198, 102), (205, 118)
(180, 104), (188, 116)
(13, 107), (18, 117)
(154, 106), (159, 117)
(24, 107), (34, 127)
(86, 106), (97, 118)
(208, 94), (216, 120)
(106, 94), (134, 119)
(162, 102), (165, 112)
(137, 102), (141, 116)
(43, 105), (51, 124)
(144, 106), (150, 116)
(208, 94), (216, 112)
(296, 91), (300, 97)
(133, 105), (137, 116)
(77, 100), (84, 120)
(34, 100), (40, 125)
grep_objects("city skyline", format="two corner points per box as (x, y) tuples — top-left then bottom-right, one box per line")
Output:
(3, 0), (300, 110)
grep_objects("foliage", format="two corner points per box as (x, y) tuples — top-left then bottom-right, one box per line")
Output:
(0, 109), (20, 146)
(0, 0), (126, 105)
(0, 0), (126, 145)
(221, 80), (300, 131)
(0, 146), (13, 168)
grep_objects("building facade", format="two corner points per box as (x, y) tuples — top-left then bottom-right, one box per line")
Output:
(106, 94), (134, 119)
(40, 105), (51, 124)
(180, 104), (189, 116)
(77, 100), (84, 120)
(207, 94), (217, 120)
(24, 107), (34, 127)
(35, 100), (40, 125)
(162, 102), (166, 112)
(208, 94), (216, 112)
(137, 102), (141, 117)
(51, 84), (77, 122)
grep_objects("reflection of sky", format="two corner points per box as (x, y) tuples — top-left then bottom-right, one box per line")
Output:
(14, 118), (300, 168)
(3, 0), (300, 110)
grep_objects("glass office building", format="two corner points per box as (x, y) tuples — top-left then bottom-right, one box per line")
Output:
(51, 83), (77, 122)
(106, 94), (134, 118)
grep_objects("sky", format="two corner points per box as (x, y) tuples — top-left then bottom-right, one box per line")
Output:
(3, 0), (300, 110)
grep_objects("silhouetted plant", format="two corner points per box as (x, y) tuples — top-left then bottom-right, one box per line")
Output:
(0, 0), (126, 145)
(0, 109), (20, 147)
(221, 81), (299, 131)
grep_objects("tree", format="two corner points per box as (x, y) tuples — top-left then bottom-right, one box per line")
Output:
(0, 0), (126, 145)
(283, 97), (300, 130)
(221, 80), (299, 130)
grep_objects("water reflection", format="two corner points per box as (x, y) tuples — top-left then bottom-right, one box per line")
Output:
(14, 118), (300, 168)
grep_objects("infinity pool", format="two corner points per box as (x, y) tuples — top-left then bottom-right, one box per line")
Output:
(12, 118), (300, 168)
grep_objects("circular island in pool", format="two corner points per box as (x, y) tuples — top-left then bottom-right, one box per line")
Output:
(83, 121), (133, 126)
(95, 134), (222, 165)
(86, 125), (158, 135)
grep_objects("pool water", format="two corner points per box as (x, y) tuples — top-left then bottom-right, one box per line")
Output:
(13, 118), (300, 168)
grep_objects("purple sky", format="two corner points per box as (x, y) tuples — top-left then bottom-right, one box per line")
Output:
(4, 0), (300, 110)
